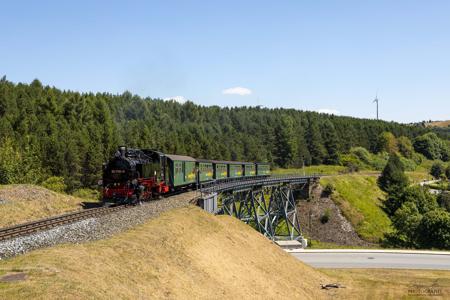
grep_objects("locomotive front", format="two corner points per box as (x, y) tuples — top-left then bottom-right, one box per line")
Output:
(101, 147), (142, 205)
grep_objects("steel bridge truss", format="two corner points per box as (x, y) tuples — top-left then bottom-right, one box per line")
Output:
(220, 184), (302, 241)
(198, 175), (319, 242)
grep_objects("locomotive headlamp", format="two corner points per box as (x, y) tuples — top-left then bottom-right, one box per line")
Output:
(132, 179), (138, 185)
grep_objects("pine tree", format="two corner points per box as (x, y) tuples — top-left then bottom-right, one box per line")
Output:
(306, 119), (326, 165)
(378, 153), (409, 193)
(274, 116), (297, 168)
(322, 120), (340, 165)
(295, 125), (311, 166)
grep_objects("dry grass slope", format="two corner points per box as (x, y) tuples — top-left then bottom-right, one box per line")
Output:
(0, 185), (86, 227)
(0, 206), (334, 299)
(425, 120), (450, 128)
(322, 269), (450, 299)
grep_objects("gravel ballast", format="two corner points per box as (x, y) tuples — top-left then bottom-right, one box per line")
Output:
(0, 192), (198, 259)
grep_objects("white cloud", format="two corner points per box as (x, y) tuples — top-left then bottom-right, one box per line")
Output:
(222, 86), (252, 96)
(317, 108), (340, 115)
(163, 96), (187, 104)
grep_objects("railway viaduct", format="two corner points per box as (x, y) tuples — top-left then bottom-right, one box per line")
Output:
(0, 175), (320, 249)
(197, 175), (320, 245)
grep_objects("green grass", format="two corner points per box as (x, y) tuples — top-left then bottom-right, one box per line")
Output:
(404, 159), (442, 183)
(428, 182), (450, 191)
(405, 171), (433, 183)
(272, 164), (346, 176)
(71, 188), (101, 202)
(415, 159), (435, 173)
(307, 239), (379, 249)
(320, 174), (391, 243)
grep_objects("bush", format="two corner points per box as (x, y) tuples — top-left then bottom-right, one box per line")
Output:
(402, 186), (438, 214)
(322, 183), (335, 197)
(42, 176), (67, 193)
(320, 209), (331, 224)
(399, 157), (417, 172)
(0, 138), (44, 185)
(339, 153), (362, 172)
(417, 209), (450, 249)
(430, 162), (446, 179)
(411, 152), (425, 165)
(369, 152), (389, 171)
(343, 147), (388, 171)
(72, 188), (101, 201)
(414, 132), (449, 161)
(350, 147), (371, 164)
(397, 136), (414, 158)
(377, 132), (398, 154)
(390, 202), (422, 247)
(438, 192), (450, 212)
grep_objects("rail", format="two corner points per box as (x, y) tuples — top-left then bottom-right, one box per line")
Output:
(0, 174), (321, 242)
(0, 205), (125, 242)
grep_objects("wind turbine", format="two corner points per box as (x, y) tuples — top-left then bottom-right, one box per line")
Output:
(373, 93), (379, 120)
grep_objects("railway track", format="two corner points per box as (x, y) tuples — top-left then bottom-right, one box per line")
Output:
(0, 190), (198, 243)
(0, 205), (126, 242)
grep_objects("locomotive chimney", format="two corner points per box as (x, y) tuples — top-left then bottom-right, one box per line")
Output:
(119, 146), (126, 158)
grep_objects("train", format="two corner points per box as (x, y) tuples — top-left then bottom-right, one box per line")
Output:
(100, 146), (271, 205)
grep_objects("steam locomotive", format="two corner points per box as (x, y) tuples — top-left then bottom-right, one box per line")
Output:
(101, 146), (271, 205)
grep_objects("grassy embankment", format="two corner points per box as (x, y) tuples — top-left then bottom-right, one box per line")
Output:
(406, 158), (434, 183)
(320, 174), (390, 243)
(0, 206), (330, 299)
(272, 164), (347, 176)
(0, 185), (98, 227)
(273, 161), (434, 245)
(1, 206), (448, 299)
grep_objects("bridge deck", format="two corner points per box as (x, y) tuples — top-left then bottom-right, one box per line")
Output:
(200, 175), (320, 194)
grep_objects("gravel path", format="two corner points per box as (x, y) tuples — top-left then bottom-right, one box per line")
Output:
(0, 191), (198, 259)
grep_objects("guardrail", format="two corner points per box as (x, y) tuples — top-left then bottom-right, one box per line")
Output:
(199, 174), (321, 194)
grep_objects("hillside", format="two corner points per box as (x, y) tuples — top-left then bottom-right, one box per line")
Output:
(0, 206), (333, 299)
(0, 78), (432, 190)
(425, 120), (450, 128)
(315, 169), (432, 244)
(320, 175), (391, 243)
(0, 185), (88, 227)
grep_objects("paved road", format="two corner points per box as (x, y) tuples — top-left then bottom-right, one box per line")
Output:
(290, 250), (450, 270)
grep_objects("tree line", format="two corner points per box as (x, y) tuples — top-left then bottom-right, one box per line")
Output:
(379, 153), (450, 249)
(0, 78), (447, 190)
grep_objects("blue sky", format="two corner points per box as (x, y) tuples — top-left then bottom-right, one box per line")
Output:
(1, 1), (449, 122)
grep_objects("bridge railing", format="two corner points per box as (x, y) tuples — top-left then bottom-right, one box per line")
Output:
(199, 174), (321, 194)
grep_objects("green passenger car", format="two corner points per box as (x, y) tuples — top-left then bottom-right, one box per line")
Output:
(256, 163), (271, 176)
(228, 163), (243, 178)
(198, 161), (214, 182)
(244, 163), (256, 176)
(212, 161), (228, 179)
(165, 154), (197, 187)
